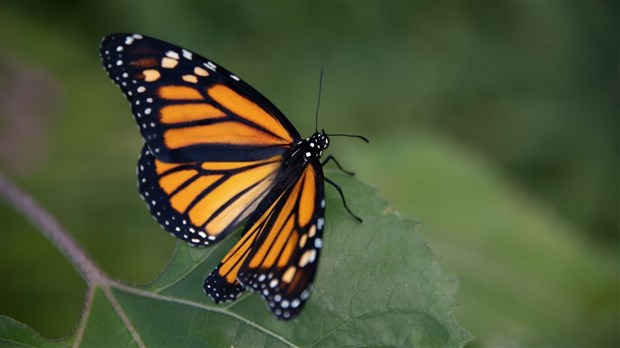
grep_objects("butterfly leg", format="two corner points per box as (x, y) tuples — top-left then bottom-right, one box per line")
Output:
(324, 177), (363, 223)
(322, 155), (355, 176)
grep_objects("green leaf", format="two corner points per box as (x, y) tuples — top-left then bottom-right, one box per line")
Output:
(0, 174), (472, 347)
(340, 130), (619, 347)
(1, 315), (62, 348)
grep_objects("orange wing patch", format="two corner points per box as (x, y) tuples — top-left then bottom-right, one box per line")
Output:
(160, 103), (225, 124)
(158, 86), (204, 100)
(208, 84), (293, 142)
(163, 120), (290, 150)
(205, 178), (273, 236)
(170, 175), (222, 213)
(158, 169), (200, 194)
(298, 168), (316, 227)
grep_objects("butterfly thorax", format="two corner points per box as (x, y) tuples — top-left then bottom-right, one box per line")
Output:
(286, 131), (330, 166)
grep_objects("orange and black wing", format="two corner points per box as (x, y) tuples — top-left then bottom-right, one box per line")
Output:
(204, 159), (326, 319)
(100, 33), (300, 163)
(100, 33), (302, 244)
(138, 145), (282, 246)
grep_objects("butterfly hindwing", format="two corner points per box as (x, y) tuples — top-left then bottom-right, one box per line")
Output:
(204, 158), (325, 319)
(138, 145), (283, 246)
(100, 33), (300, 163)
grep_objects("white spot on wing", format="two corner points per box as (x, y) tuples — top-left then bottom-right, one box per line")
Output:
(315, 238), (323, 249)
(308, 249), (316, 263)
(165, 50), (180, 59)
(205, 61), (217, 71)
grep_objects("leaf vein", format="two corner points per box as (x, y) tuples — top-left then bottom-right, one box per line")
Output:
(111, 281), (300, 348)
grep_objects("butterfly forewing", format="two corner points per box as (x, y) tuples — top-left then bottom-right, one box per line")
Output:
(100, 33), (300, 163)
(100, 33), (304, 245)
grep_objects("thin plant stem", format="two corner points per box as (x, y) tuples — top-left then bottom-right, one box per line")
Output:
(0, 174), (297, 348)
(0, 174), (146, 348)
(0, 174), (105, 284)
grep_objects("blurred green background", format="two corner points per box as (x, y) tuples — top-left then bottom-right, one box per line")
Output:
(1, 2), (618, 347)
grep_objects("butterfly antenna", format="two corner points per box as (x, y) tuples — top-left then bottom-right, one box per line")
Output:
(314, 70), (368, 144)
(315, 70), (324, 133)
(325, 133), (370, 143)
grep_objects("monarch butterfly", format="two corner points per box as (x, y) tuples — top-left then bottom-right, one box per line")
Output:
(100, 33), (366, 320)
